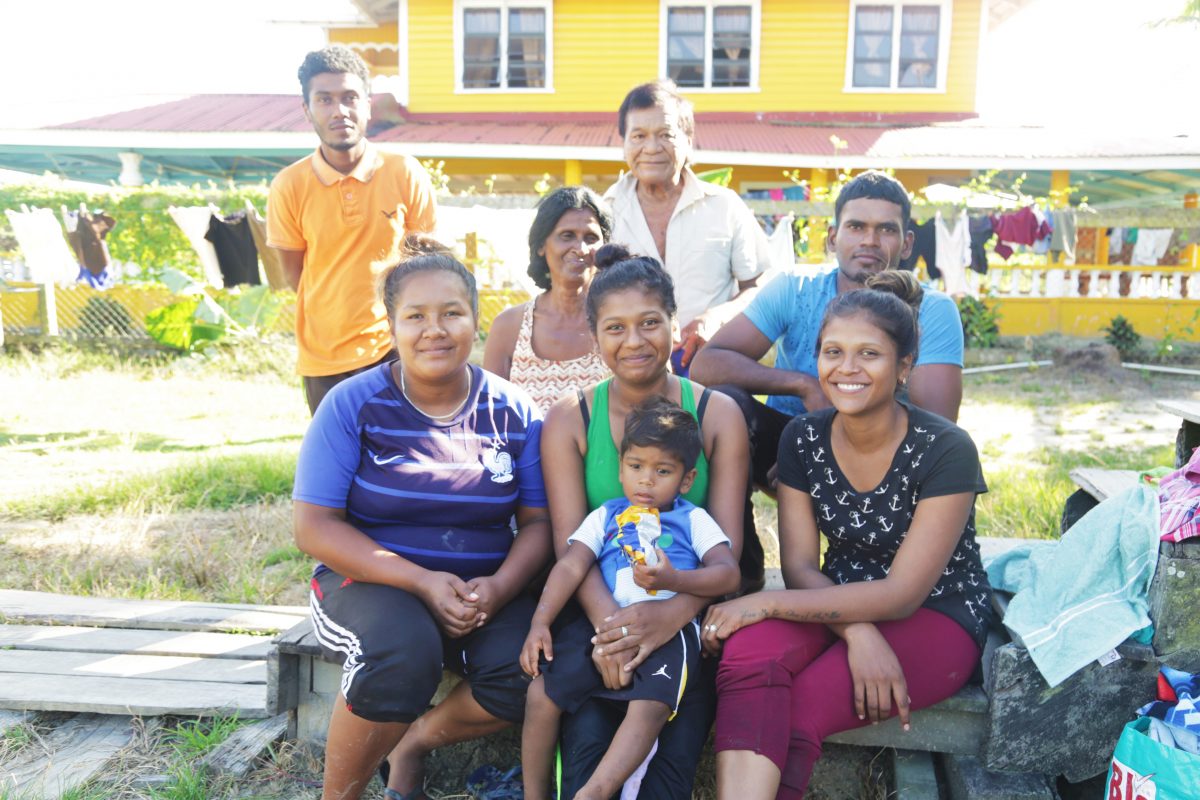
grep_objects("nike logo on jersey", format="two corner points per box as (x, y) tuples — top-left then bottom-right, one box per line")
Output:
(370, 450), (405, 466)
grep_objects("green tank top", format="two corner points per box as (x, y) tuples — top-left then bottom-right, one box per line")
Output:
(583, 377), (710, 511)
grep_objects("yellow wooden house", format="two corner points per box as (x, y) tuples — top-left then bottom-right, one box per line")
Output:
(327, 0), (991, 194)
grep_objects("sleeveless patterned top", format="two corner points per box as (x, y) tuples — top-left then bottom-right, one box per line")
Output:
(509, 299), (610, 413)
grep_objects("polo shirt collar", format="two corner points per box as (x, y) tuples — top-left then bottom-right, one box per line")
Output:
(310, 141), (382, 186)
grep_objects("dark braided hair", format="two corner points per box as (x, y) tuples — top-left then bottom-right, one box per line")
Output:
(586, 243), (677, 330)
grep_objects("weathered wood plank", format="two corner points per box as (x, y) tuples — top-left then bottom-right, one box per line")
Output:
(0, 590), (307, 634)
(202, 713), (289, 778)
(1067, 468), (1140, 502)
(1157, 398), (1200, 424)
(0, 713), (137, 800)
(0, 673), (268, 718)
(0, 624), (273, 659)
(983, 639), (1157, 781)
(892, 750), (939, 800)
(0, 649), (266, 684)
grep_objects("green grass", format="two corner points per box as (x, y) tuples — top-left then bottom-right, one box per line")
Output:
(0, 451), (298, 521)
(976, 443), (1174, 539)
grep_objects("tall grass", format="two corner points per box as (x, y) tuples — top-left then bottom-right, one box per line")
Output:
(976, 443), (1174, 539)
(1, 452), (297, 521)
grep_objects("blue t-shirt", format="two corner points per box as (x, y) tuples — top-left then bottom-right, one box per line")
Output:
(744, 267), (964, 417)
(567, 497), (730, 607)
(293, 363), (547, 580)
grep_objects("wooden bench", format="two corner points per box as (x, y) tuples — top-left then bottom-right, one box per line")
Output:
(0, 590), (306, 799)
(276, 546), (1058, 800)
(1158, 398), (1200, 467)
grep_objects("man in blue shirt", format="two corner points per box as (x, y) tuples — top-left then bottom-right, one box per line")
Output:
(690, 171), (963, 492)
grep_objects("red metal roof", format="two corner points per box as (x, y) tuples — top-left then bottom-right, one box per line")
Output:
(42, 94), (1200, 164)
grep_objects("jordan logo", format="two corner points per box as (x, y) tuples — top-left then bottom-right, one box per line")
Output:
(652, 665), (671, 680)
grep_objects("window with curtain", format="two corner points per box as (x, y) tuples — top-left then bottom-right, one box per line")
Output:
(849, 2), (943, 90)
(460, 2), (549, 90)
(665, 2), (755, 89)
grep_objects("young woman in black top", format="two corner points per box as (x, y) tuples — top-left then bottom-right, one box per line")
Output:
(701, 269), (991, 799)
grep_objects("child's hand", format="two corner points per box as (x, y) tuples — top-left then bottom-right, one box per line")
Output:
(520, 624), (554, 677)
(633, 547), (676, 592)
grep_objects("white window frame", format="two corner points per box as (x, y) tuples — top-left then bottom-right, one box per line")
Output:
(453, 0), (554, 94)
(843, 0), (952, 94)
(658, 0), (761, 93)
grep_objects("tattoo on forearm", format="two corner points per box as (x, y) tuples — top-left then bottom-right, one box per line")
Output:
(776, 609), (842, 622)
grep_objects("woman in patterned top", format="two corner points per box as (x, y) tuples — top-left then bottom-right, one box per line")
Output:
(702, 270), (992, 799)
(484, 186), (613, 413)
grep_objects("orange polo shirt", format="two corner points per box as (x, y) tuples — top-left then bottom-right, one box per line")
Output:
(267, 144), (437, 377)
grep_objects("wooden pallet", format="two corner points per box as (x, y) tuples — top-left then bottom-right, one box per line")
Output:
(0, 590), (306, 719)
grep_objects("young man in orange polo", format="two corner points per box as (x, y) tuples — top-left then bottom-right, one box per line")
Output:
(268, 46), (438, 414)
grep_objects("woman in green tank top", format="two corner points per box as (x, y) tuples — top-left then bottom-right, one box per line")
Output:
(540, 243), (750, 800)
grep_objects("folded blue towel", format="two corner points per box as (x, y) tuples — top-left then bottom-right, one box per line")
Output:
(985, 485), (1159, 687)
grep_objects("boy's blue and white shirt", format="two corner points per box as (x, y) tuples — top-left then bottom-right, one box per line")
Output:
(568, 497), (729, 607)
(293, 362), (546, 580)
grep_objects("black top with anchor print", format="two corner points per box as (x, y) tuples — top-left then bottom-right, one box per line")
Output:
(776, 403), (993, 648)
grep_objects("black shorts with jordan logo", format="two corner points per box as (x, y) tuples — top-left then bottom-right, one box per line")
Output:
(542, 607), (701, 716)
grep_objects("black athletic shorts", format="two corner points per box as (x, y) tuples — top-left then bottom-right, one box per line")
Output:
(309, 570), (533, 724)
(542, 611), (700, 717)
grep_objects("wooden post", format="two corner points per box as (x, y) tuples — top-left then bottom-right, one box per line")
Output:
(564, 159), (583, 186)
(36, 280), (59, 337)
(1185, 193), (1199, 270)
(808, 167), (830, 263)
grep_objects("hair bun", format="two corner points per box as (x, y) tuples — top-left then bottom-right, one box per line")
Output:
(865, 270), (923, 310)
(594, 242), (634, 270)
(401, 233), (453, 260)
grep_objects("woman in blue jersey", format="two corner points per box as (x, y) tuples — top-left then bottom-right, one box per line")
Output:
(540, 243), (750, 799)
(293, 237), (551, 800)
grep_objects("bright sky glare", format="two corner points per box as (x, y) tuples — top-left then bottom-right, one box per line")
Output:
(1, 0), (1197, 133)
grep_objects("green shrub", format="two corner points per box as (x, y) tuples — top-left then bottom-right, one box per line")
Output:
(1102, 314), (1142, 358)
(957, 295), (1001, 348)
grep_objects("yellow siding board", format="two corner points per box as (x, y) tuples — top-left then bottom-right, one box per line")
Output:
(328, 25), (396, 45)
(404, 0), (982, 114)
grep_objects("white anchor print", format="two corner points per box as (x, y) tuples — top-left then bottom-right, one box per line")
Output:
(967, 573), (980, 587)
(835, 490), (851, 506)
(825, 467), (837, 485)
(810, 483), (822, 499)
(835, 572), (845, 583)
(875, 482), (889, 495)
(964, 598), (978, 618)
(837, 526), (846, 537)
(865, 531), (878, 545)
(877, 517), (893, 532)
(952, 551), (966, 562)
(848, 511), (867, 528)
(889, 495), (902, 511)
(820, 504), (834, 521)
(805, 425), (818, 442)
(864, 574), (875, 581)
(812, 446), (826, 463)
(911, 453), (924, 469)
(930, 585), (944, 597)
(903, 443), (915, 454)
(900, 475), (910, 490)
(927, 434), (936, 442)
(860, 496), (873, 513)
(850, 561), (862, 571)
(914, 426), (927, 434)
(942, 566), (953, 576)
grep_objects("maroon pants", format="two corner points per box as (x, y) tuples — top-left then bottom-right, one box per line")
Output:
(714, 609), (980, 799)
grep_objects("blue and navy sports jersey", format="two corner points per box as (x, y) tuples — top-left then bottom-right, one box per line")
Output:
(294, 362), (547, 580)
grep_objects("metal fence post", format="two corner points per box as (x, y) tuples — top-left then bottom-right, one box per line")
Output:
(37, 280), (59, 337)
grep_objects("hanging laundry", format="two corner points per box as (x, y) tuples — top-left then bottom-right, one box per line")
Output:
(899, 218), (938, 277)
(244, 201), (289, 291)
(4, 207), (79, 284)
(1032, 207), (1053, 255)
(1131, 228), (1174, 265)
(65, 210), (116, 277)
(934, 209), (971, 296)
(205, 211), (261, 287)
(968, 215), (994, 274)
(1075, 228), (1097, 264)
(168, 205), (223, 287)
(1049, 209), (1077, 264)
(990, 206), (1049, 260)
(1108, 227), (1125, 259)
